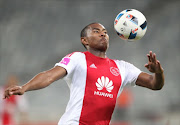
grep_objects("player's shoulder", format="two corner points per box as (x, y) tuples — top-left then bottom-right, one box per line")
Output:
(65, 51), (84, 57)
(113, 59), (126, 64)
(63, 52), (85, 61)
(113, 59), (134, 68)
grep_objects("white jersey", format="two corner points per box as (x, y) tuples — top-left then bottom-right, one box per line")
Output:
(55, 51), (141, 125)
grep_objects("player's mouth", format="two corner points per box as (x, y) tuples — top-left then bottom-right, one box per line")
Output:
(100, 37), (108, 43)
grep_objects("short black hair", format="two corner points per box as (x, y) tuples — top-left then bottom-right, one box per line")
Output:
(80, 22), (99, 49)
(80, 22), (99, 37)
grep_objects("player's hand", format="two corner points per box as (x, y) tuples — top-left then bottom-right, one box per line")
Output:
(3, 85), (24, 99)
(145, 51), (164, 74)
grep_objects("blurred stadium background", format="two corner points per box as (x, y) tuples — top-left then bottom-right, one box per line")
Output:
(0, 0), (180, 125)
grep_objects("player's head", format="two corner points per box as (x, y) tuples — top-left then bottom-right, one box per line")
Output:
(80, 23), (109, 52)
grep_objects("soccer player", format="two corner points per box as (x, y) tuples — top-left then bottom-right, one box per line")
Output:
(3, 23), (164, 125)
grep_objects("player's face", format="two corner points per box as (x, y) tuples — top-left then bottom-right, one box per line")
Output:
(86, 23), (109, 52)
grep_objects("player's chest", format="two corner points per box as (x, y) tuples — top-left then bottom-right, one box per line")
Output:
(86, 59), (121, 82)
(84, 59), (121, 92)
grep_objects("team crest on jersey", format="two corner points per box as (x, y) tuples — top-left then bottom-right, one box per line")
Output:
(110, 67), (120, 76)
(94, 76), (114, 98)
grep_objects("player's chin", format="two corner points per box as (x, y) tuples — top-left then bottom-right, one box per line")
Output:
(98, 44), (108, 52)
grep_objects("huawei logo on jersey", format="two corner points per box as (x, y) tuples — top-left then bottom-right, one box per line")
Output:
(96, 76), (114, 92)
(94, 76), (114, 98)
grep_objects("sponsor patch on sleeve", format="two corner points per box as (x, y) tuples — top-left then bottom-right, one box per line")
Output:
(60, 57), (70, 65)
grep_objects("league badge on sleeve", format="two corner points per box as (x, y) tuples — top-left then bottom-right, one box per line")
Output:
(60, 57), (70, 65)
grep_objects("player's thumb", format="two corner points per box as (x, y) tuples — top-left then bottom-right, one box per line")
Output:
(10, 90), (23, 95)
(144, 64), (149, 68)
(9, 91), (13, 95)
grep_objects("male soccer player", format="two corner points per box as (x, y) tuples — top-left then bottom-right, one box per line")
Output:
(3, 23), (164, 125)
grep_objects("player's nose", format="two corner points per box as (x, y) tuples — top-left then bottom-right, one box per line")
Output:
(100, 32), (106, 37)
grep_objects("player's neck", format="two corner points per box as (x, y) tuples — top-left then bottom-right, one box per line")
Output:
(87, 49), (107, 58)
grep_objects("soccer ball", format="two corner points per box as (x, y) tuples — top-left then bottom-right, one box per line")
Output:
(114, 9), (147, 41)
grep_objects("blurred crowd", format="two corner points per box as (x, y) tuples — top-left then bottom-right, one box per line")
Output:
(0, 75), (28, 125)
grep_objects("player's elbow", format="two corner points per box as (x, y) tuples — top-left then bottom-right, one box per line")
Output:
(152, 86), (163, 90)
(46, 72), (54, 84)
(151, 82), (164, 90)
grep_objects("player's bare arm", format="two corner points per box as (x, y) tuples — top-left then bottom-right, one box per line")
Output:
(3, 66), (67, 99)
(136, 51), (164, 90)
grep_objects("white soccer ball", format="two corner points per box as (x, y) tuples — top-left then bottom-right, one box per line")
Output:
(114, 9), (147, 41)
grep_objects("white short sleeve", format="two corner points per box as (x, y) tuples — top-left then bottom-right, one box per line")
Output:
(115, 60), (142, 87)
(123, 61), (142, 86)
(54, 52), (84, 83)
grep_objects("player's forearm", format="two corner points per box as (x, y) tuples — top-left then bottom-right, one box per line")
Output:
(22, 71), (53, 92)
(152, 72), (164, 90)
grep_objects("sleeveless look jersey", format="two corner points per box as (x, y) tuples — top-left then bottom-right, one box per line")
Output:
(55, 51), (141, 125)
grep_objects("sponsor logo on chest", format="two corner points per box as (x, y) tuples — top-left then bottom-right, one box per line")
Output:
(94, 76), (114, 98)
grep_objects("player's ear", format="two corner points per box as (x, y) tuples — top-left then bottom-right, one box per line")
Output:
(81, 37), (89, 46)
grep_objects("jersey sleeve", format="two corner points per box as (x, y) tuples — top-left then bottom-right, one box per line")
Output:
(123, 61), (142, 87)
(54, 52), (79, 78)
(115, 60), (142, 87)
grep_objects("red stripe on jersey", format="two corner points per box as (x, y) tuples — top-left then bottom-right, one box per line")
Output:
(79, 51), (122, 125)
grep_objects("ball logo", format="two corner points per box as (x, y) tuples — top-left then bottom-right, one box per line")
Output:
(132, 28), (138, 34)
(114, 20), (118, 25)
(96, 76), (114, 92)
(126, 14), (133, 19)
